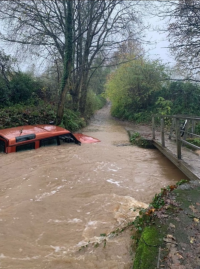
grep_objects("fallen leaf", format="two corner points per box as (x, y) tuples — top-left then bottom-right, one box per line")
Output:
(169, 223), (176, 229)
(145, 208), (155, 215)
(190, 237), (195, 244)
(176, 253), (184, 259)
(189, 205), (198, 213)
(162, 214), (169, 218)
(169, 185), (177, 191)
(194, 218), (199, 223)
(167, 234), (176, 240)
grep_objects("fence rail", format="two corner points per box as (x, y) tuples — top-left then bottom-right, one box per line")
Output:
(152, 114), (200, 159)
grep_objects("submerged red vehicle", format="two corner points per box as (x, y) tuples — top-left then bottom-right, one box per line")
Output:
(0, 125), (100, 154)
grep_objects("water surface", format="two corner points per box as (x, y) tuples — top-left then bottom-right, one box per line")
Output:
(0, 104), (187, 269)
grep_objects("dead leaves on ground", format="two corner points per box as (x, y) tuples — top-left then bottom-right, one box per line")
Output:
(141, 185), (200, 268)
(161, 201), (200, 269)
(163, 234), (177, 244)
(145, 208), (155, 216)
(145, 185), (179, 218)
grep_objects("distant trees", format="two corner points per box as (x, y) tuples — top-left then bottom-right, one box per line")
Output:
(0, 50), (14, 105)
(0, 0), (142, 123)
(157, 81), (200, 115)
(0, 49), (50, 107)
(109, 40), (145, 66)
(106, 58), (168, 120)
(106, 53), (200, 122)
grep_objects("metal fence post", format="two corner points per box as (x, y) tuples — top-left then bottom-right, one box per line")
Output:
(152, 116), (155, 140)
(161, 117), (165, 147)
(176, 118), (181, 159)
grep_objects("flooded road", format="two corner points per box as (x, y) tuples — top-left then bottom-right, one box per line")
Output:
(0, 104), (187, 269)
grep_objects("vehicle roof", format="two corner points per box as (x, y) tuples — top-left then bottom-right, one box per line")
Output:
(0, 125), (70, 146)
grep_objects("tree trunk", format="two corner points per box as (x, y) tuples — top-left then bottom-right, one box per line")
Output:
(72, 82), (82, 111)
(79, 84), (88, 115)
(56, 83), (69, 124)
(56, 0), (73, 125)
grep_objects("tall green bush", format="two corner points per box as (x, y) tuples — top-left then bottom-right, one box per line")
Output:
(106, 59), (168, 120)
(9, 72), (44, 104)
(157, 81), (200, 115)
(0, 76), (10, 107)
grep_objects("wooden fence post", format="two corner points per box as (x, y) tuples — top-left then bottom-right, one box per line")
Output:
(169, 118), (174, 140)
(192, 120), (195, 138)
(183, 120), (188, 140)
(152, 116), (155, 140)
(176, 118), (181, 159)
(161, 117), (165, 147)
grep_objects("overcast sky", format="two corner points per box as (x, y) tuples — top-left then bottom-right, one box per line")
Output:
(0, 5), (175, 73)
(143, 12), (175, 67)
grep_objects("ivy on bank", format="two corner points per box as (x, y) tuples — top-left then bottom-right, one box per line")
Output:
(0, 102), (86, 132)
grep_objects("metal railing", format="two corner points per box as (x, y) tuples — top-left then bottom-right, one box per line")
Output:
(152, 114), (200, 159)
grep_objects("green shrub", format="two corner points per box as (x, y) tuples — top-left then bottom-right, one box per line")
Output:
(130, 132), (141, 143)
(130, 132), (147, 148)
(0, 102), (56, 129)
(195, 123), (200, 135)
(0, 102), (87, 132)
(130, 132), (154, 148)
(186, 138), (200, 149)
(62, 109), (86, 132)
(9, 72), (44, 104)
(0, 77), (10, 107)
(106, 59), (167, 122)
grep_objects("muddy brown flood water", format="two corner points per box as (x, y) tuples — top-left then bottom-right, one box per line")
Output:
(0, 104), (187, 269)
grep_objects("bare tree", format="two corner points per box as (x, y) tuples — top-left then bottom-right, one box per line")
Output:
(71, 1), (141, 113)
(151, 0), (200, 79)
(0, 0), (142, 123)
(168, 1), (200, 76)
(0, 50), (15, 88)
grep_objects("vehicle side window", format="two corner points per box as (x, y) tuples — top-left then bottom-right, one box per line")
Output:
(0, 140), (5, 153)
(16, 142), (35, 152)
(40, 137), (59, 147)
